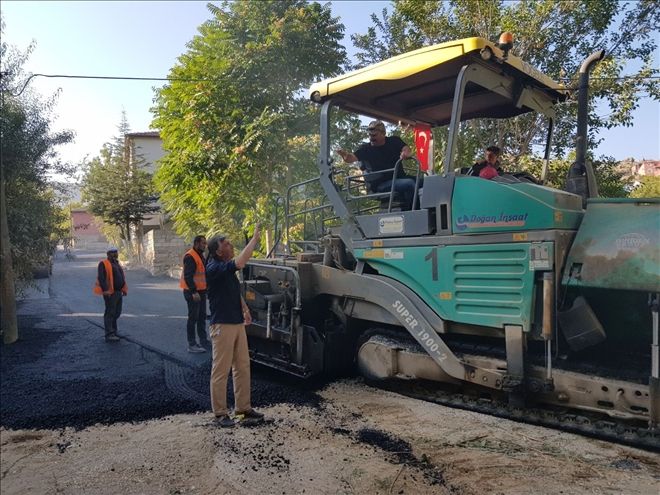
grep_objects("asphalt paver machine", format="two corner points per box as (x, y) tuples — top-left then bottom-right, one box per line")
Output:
(240, 37), (660, 441)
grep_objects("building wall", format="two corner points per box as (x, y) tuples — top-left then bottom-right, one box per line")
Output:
(142, 222), (187, 277)
(617, 159), (660, 178)
(638, 160), (660, 177)
(130, 136), (167, 175)
(125, 132), (188, 279)
(130, 135), (166, 228)
(71, 209), (108, 249)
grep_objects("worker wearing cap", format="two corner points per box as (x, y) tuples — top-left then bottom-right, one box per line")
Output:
(337, 120), (417, 210)
(93, 247), (127, 342)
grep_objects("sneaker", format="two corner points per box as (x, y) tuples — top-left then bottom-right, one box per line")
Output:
(235, 409), (264, 421)
(105, 335), (120, 342)
(214, 415), (235, 428)
(187, 344), (206, 353)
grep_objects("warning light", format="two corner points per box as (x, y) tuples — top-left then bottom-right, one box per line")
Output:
(499, 32), (514, 46)
(495, 32), (514, 60)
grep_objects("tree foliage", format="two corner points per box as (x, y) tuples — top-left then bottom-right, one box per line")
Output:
(151, 0), (347, 242)
(1, 26), (74, 281)
(81, 113), (158, 245)
(352, 0), (659, 165)
(515, 154), (631, 197)
(630, 176), (660, 199)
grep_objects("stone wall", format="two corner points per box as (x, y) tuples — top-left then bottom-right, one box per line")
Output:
(142, 223), (187, 277)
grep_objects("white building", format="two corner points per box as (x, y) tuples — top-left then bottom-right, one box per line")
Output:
(125, 131), (186, 277)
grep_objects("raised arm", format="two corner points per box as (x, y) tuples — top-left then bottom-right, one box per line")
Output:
(235, 224), (261, 269)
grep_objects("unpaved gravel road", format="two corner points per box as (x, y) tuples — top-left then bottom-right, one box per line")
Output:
(3, 380), (659, 495)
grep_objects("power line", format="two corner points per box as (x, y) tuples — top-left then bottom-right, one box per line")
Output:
(27, 72), (660, 83)
(559, 76), (660, 86)
(32, 73), (212, 82)
(4, 71), (658, 97)
(3, 73), (215, 97)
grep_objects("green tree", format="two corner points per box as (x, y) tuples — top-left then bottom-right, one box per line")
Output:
(516, 154), (631, 197)
(1, 24), (74, 343)
(81, 113), (157, 248)
(151, 0), (347, 244)
(630, 176), (660, 198)
(352, 0), (659, 165)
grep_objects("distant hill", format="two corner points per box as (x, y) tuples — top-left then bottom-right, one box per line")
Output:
(51, 181), (82, 204)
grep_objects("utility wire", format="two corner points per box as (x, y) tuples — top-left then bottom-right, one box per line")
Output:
(3, 73), (213, 97)
(3, 71), (658, 97)
(562, 76), (659, 82)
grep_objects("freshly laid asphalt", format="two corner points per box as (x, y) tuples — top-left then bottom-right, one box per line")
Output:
(1, 247), (322, 431)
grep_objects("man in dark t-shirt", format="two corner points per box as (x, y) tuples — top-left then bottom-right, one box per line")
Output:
(206, 226), (264, 428)
(337, 120), (418, 209)
(467, 145), (504, 178)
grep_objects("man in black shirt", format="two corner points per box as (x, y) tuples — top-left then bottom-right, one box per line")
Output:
(206, 225), (264, 427)
(337, 120), (418, 210)
(467, 145), (504, 178)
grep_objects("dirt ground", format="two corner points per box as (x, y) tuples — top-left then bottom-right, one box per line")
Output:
(2, 379), (658, 495)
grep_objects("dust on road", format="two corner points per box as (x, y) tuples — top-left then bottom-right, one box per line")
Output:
(2, 252), (659, 494)
(3, 381), (659, 495)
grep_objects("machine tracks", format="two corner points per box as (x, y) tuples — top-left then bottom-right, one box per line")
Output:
(360, 329), (660, 452)
(378, 378), (660, 452)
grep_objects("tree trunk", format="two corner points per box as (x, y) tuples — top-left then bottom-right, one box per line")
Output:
(123, 221), (131, 255)
(135, 222), (143, 265)
(0, 178), (19, 344)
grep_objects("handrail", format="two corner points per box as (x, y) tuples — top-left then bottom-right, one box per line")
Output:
(302, 198), (321, 241)
(246, 261), (302, 309)
(390, 157), (423, 212)
(345, 157), (424, 213)
(285, 176), (325, 252)
(266, 196), (285, 258)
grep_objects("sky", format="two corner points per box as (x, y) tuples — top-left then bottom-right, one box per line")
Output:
(1, 0), (658, 169)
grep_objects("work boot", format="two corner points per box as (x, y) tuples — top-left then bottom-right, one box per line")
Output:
(214, 415), (235, 428)
(187, 344), (206, 353)
(235, 409), (264, 425)
(105, 335), (120, 342)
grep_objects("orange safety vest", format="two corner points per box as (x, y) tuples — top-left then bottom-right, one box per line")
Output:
(93, 259), (128, 295)
(179, 249), (207, 291)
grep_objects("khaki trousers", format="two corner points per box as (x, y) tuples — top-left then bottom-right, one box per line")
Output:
(210, 323), (251, 416)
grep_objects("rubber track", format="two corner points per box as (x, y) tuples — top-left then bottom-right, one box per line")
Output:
(379, 379), (660, 452)
(362, 329), (660, 452)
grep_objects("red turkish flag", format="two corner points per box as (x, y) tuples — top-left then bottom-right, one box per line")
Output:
(414, 125), (432, 171)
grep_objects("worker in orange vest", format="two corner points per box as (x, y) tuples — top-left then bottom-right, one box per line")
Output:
(93, 247), (128, 342)
(180, 235), (210, 353)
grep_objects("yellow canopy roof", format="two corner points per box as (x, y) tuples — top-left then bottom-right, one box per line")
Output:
(309, 37), (566, 126)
